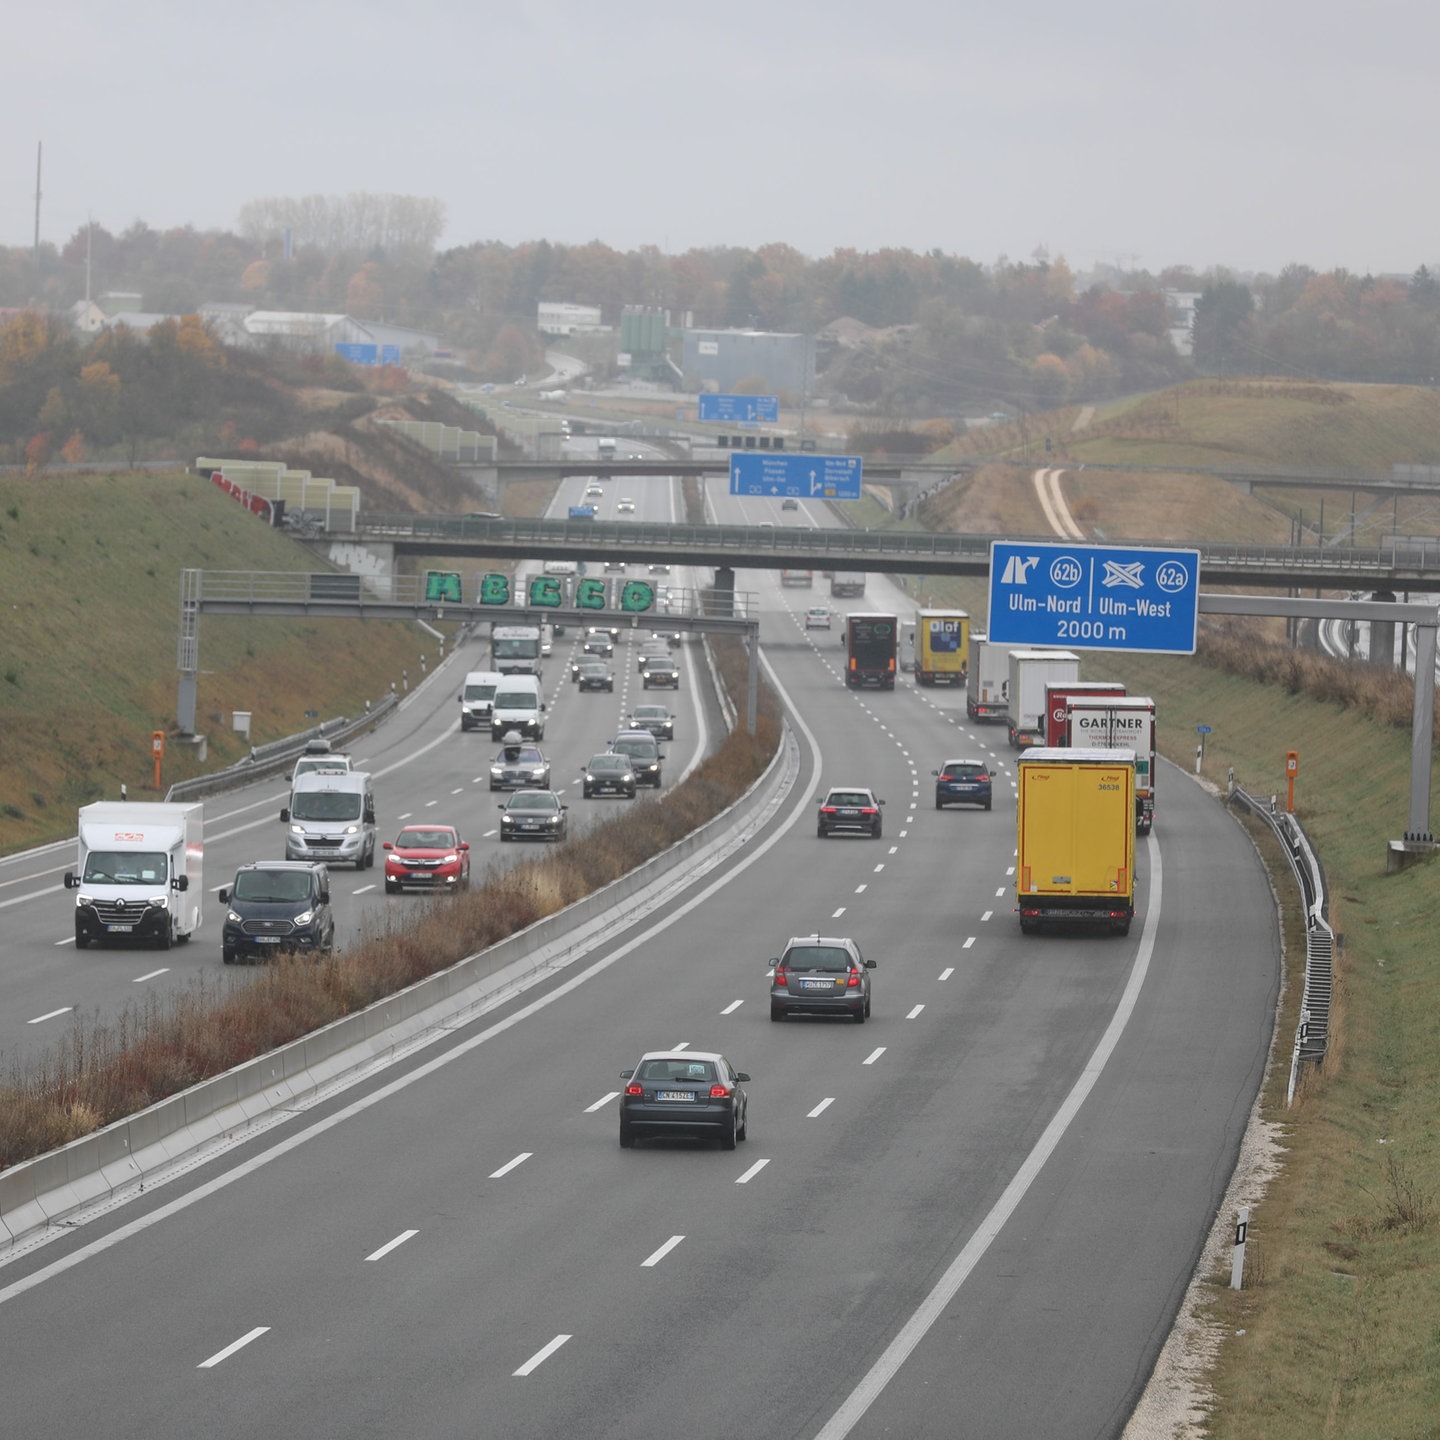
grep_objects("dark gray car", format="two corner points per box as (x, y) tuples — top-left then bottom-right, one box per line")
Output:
(619, 1050), (751, 1149)
(768, 935), (875, 1023)
(220, 861), (334, 965)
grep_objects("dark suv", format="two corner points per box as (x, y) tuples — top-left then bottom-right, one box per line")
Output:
(933, 758), (995, 811)
(219, 861), (334, 964)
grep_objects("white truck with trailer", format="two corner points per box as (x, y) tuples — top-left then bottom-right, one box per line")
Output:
(1066, 695), (1158, 833)
(966, 633), (1014, 722)
(64, 801), (203, 949)
(1006, 649), (1080, 749)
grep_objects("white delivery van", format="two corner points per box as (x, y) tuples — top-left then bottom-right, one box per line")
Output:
(490, 674), (546, 741)
(281, 770), (377, 869)
(458, 669), (504, 732)
(64, 801), (203, 949)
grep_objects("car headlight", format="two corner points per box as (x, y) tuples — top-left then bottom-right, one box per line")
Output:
(294, 908), (315, 926)
(491, 766), (504, 777)
(530, 768), (546, 779)
(151, 894), (170, 910)
(76, 891), (95, 906)
(441, 852), (459, 865)
(226, 909), (243, 924)
(289, 823), (306, 837)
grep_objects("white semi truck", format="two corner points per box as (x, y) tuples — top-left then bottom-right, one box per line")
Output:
(1006, 649), (1081, 749)
(64, 801), (203, 949)
(966, 633), (1014, 722)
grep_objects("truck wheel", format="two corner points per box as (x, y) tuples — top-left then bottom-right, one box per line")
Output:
(157, 926), (172, 952)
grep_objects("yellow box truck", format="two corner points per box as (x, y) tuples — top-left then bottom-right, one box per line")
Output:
(911, 608), (970, 686)
(1016, 748), (1135, 935)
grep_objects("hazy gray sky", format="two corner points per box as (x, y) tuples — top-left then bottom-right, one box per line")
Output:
(5, 0), (1435, 277)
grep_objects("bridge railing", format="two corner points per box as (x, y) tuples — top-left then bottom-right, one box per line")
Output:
(1227, 777), (1333, 1105)
(343, 514), (1440, 577)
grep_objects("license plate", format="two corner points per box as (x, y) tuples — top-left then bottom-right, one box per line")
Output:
(655, 1091), (695, 1102)
(801, 978), (832, 990)
(106, 923), (134, 933)
(839, 808), (858, 817)
(409, 871), (432, 879)
(521, 822), (539, 830)
(254, 936), (280, 944)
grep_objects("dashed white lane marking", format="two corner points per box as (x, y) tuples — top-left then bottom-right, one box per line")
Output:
(586, 1092), (619, 1113)
(722, 999), (743, 1015)
(863, 1048), (886, 1066)
(642, 1235), (685, 1268)
(809, 1098), (835, 1118)
(198, 1326), (269, 1369)
(963, 937), (976, 949)
(365, 1229), (418, 1262)
(939, 967), (954, 981)
(735, 1159), (771, 1185)
(906, 1004), (926, 1020)
(514, 1334), (572, 1376)
(489, 1153), (532, 1179)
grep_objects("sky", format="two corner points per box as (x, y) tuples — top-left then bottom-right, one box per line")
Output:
(4, 0), (1437, 278)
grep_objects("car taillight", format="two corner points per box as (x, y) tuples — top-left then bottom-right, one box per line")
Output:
(625, 1083), (643, 1096)
(847, 970), (861, 988)
(709, 1084), (730, 1099)
(820, 808), (837, 816)
(860, 807), (876, 816)
(773, 965), (788, 984)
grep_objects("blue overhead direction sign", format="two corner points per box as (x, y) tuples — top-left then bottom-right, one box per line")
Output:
(729, 452), (862, 500)
(699, 393), (779, 424)
(986, 541), (1200, 654)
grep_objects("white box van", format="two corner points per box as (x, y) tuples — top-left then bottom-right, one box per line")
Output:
(490, 674), (546, 741)
(459, 669), (504, 731)
(281, 770), (377, 869)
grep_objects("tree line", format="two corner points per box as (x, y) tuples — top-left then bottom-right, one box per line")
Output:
(3, 195), (1440, 419)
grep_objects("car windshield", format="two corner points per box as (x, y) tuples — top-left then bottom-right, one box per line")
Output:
(82, 850), (167, 885)
(495, 689), (536, 708)
(291, 791), (363, 821)
(293, 757), (350, 779)
(232, 869), (314, 902)
(509, 793), (557, 812)
(639, 1058), (716, 1084)
(613, 738), (657, 759)
(463, 682), (497, 701)
(784, 946), (851, 972)
(633, 708), (665, 720)
(396, 829), (456, 849)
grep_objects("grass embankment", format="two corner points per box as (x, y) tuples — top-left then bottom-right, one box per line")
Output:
(0, 635), (782, 1171)
(0, 471), (456, 853)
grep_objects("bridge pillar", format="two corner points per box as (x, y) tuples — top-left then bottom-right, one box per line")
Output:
(1370, 591), (1398, 666)
(713, 567), (736, 617)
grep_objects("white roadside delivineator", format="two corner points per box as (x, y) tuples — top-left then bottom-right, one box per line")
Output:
(64, 801), (203, 950)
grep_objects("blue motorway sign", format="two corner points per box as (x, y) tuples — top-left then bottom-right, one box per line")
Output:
(729, 452), (862, 500)
(699, 393), (779, 424)
(987, 541), (1200, 654)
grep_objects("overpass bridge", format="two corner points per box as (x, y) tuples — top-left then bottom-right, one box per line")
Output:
(328, 513), (1440, 591)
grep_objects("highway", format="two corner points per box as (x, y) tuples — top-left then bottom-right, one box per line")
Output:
(0, 460), (1281, 1438)
(0, 464), (716, 1072)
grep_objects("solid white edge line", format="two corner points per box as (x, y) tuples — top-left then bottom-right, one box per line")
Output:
(813, 834), (1162, 1438)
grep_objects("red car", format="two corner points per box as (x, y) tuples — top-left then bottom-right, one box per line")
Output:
(383, 824), (471, 895)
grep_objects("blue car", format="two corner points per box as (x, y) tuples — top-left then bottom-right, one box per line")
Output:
(933, 758), (995, 811)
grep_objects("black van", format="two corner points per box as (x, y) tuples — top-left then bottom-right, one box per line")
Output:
(219, 861), (334, 964)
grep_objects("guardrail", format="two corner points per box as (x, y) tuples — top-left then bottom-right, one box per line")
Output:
(1227, 777), (1333, 1105)
(164, 696), (401, 801)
